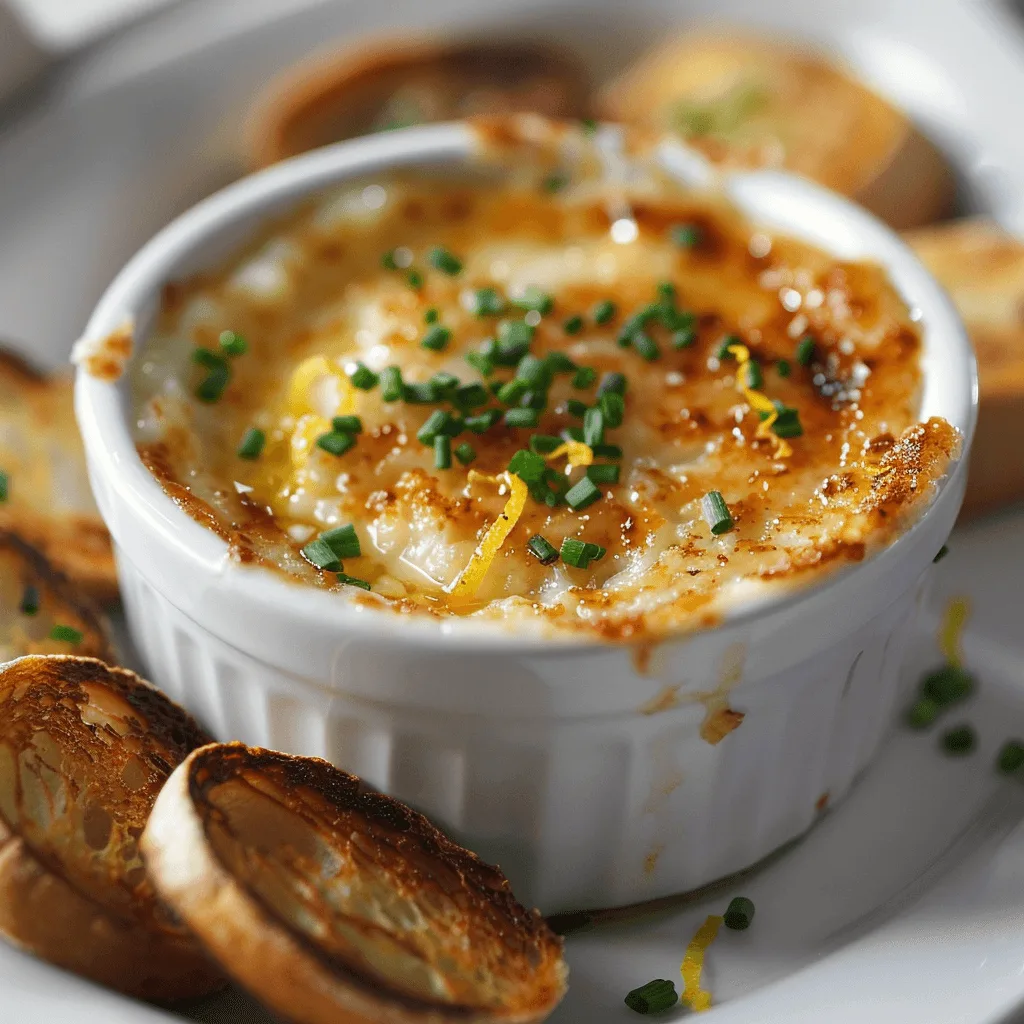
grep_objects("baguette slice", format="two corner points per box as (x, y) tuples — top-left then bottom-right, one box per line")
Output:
(0, 656), (224, 1001)
(0, 529), (112, 662)
(246, 35), (589, 168)
(143, 743), (567, 1024)
(0, 349), (117, 604)
(598, 32), (954, 229)
(905, 218), (1024, 518)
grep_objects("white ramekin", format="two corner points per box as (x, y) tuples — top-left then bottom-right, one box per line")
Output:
(74, 123), (976, 914)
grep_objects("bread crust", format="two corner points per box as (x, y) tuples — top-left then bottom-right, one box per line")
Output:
(597, 31), (954, 229)
(246, 34), (589, 168)
(0, 346), (117, 604)
(0, 656), (224, 1001)
(144, 743), (567, 1024)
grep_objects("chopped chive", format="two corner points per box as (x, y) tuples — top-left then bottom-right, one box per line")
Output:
(331, 416), (362, 435)
(443, 415), (465, 437)
(543, 172), (569, 193)
(632, 331), (661, 361)
(562, 426), (585, 443)
(586, 463), (620, 485)
(19, 584), (39, 616)
(0, 472), (7, 502)
(600, 392), (625, 427)
(196, 364), (230, 403)
(472, 287), (505, 316)
(454, 383), (489, 409)
(424, 307), (439, 324)
(315, 431), (356, 457)
(743, 360), (763, 390)
(617, 305), (659, 347)
(455, 442), (477, 465)
(466, 351), (495, 377)
(192, 347), (227, 370)
(997, 740), (1024, 774)
(237, 427), (266, 460)
(49, 625), (83, 644)
(512, 286), (554, 315)
(942, 724), (976, 756)
(527, 535), (559, 565)
(560, 536), (606, 567)
(516, 354), (551, 389)
(670, 222), (702, 249)
(520, 390), (546, 411)
(934, 545), (950, 563)
(465, 409), (502, 433)
(583, 407), (605, 447)
(403, 382), (438, 404)
(417, 409), (451, 445)
(592, 443), (623, 459)
(795, 336), (816, 366)
(724, 896), (755, 931)
(581, 117), (598, 136)
(406, 269), (423, 289)
(597, 372), (627, 397)
(428, 246), (462, 276)
(672, 327), (697, 349)
(430, 371), (460, 396)
(544, 352), (576, 375)
(218, 330), (248, 356)
(434, 435), (452, 469)
(302, 538), (341, 570)
(381, 250), (399, 270)
(337, 573), (371, 591)
(624, 979), (677, 1015)
(349, 362), (379, 390)
(321, 524), (360, 559)
(564, 315), (584, 335)
(922, 665), (974, 706)
(906, 697), (940, 730)
(592, 299), (616, 325)
(776, 358), (791, 378)
(656, 281), (676, 305)
(566, 399), (588, 419)
(529, 434), (562, 454)
(565, 476), (602, 510)
(508, 449), (547, 483)
(504, 407), (540, 428)
(496, 320), (535, 360)
(380, 366), (404, 402)
(716, 334), (742, 360)
(421, 324), (451, 351)
(771, 406), (803, 439)
(497, 378), (530, 406)
(702, 490), (734, 535)
(572, 366), (597, 389)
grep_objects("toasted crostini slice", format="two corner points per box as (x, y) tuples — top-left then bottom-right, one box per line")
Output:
(246, 34), (589, 168)
(0, 656), (224, 1001)
(905, 218), (1024, 518)
(0, 529), (112, 662)
(143, 743), (567, 1024)
(0, 349), (117, 604)
(597, 32), (954, 229)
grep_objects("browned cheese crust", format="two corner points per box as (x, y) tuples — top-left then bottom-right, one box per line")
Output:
(0, 656), (224, 1001)
(144, 743), (567, 1024)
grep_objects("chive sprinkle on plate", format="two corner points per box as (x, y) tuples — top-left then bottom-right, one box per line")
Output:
(624, 979), (678, 1015)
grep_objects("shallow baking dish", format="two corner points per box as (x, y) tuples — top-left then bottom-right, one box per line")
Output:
(74, 122), (975, 913)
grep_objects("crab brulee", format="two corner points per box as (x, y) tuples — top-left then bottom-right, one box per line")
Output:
(131, 145), (957, 639)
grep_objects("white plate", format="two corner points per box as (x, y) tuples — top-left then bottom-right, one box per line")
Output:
(2, 1), (1024, 1022)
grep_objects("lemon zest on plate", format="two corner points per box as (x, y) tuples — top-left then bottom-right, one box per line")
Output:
(680, 914), (723, 1012)
(449, 472), (529, 597)
(939, 596), (971, 668)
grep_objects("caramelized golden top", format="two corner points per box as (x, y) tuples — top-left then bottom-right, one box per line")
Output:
(132, 146), (956, 640)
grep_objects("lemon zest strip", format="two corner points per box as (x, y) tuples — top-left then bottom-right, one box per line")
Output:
(727, 343), (792, 459)
(544, 440), (594, 468)
(680, 914), (722, 1012)
(939, 596), (971, 668)
(449, 473), (529, 597)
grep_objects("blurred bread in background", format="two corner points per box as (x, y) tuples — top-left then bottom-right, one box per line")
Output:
(247, 35), (589, 169)
(597, 32), (955, 229)
(906, 218), (1024, 518)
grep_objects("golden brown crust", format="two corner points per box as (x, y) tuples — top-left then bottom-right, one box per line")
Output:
(143, 743), (567, 1024)
(0, 344), (117, 604)
(0, 656), (224, 1001)
(246, 34), (589, 168)
(597, 32), (954, 229)
(71, 319), (134, 383)
(0, 529), (113, 661)
(905, 218), (1024, 518)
